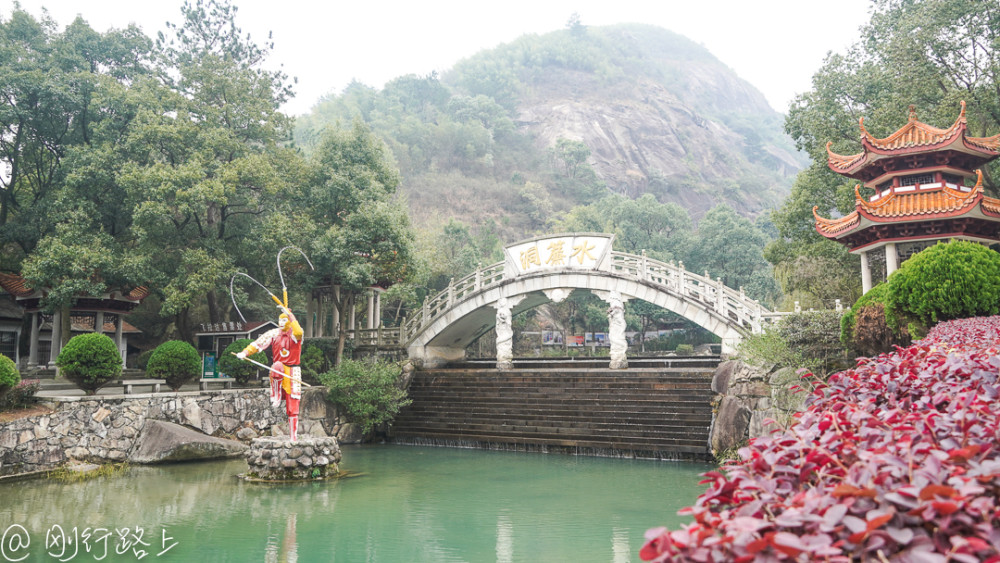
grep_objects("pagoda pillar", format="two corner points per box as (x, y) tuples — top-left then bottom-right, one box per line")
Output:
(306, 292), (315, 338)
(48, 310), (61, 367)
(367, 291), (375, 330)
(28, 312), (39, 367)
(861, 251), (873, 294)
(114, 315), (124, 365)
(885, 243), (899, 277)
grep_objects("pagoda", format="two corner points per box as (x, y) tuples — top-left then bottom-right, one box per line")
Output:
(0, 272), (150, 369)
(813, 101), (1000, 293)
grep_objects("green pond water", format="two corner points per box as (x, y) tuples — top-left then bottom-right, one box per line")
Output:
(0, 445), (711, 562)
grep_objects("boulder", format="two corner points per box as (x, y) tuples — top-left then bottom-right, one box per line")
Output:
(711, 360), (739, 394)
(129, 420), (247, 464)
(710, 396), (751, 454)
(337, 423), (363, 444)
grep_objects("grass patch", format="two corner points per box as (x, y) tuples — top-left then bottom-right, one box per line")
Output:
(48, 461), (130, 483)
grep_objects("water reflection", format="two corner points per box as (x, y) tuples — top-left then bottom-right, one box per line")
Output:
(265, 512), (297, 563)
(0, 446), (710, 562)
(496, 512), (513, 563)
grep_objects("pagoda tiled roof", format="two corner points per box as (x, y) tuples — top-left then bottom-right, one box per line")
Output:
(0, 272), (150, 302)
(0, 272), (35, 298)
(814, 170), (1000, 237)
(827, 102), (1000, 175)
(124, 286), (151, 301)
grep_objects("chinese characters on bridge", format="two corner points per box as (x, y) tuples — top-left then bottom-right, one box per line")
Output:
(505, 235), (612, 276)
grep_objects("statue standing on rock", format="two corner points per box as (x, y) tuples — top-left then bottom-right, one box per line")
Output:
(238, 305), (304, 441)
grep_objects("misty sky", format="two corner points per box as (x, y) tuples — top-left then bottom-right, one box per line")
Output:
(0, 0), (873, 116)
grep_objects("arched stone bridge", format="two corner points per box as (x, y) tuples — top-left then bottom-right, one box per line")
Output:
(379, 233), (782, 368)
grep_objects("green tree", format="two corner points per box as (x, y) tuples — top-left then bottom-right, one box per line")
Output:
(218, 338), (265, 385)
(689, 204), (779, 304)
(0, 10), (153, 247)
(558, 193), (693, 263)
(771, 0), (1000, 304)
(551, 138), (590, 179)
(300, 121), (416, 365)
(118, 0), (302, 341)
(0, 354), (19, 396)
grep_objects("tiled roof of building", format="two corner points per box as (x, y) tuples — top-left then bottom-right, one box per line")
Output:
(0, 272), (151, 302)
(859, 103), (965, 152)
(0, 272), (34, 298)
(827, 102), (1000, 174)
(813, 209), (861, 236)
(125, 287), (151, 301)
(814, 170), (1000, 236)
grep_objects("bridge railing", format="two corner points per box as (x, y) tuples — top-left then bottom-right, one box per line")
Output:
(400, 261), (506, 343)
(352, 327), (403, 348)
(609, 252), (769, 333)
(398, 252), (789, 346)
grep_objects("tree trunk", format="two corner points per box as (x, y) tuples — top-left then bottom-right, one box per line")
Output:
(334, 293), (355, 366)
(176, 307), (194, 344)
(207, 290), (221, 323)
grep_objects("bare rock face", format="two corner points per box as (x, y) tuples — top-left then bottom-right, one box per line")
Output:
(129, 420), (247, 464)
(711, 396), (752, 454)
(517, 77), (802, 219)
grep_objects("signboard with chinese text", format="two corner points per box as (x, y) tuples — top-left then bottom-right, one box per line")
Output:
(504, 234), (613, 277)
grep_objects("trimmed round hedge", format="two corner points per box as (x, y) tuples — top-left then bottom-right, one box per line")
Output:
(56, 333), (122, 394)
(0, 353), (20, 395)
(218, 338), (265, 385)
(147, 340), (201, 391)
(888, 240), (1000, 324)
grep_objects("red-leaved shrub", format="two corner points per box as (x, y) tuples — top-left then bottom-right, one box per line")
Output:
(641, 315), (1000, 562)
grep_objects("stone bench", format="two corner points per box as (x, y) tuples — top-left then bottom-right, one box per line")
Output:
(121, 379), (166, 394)
(200, 377), (236, 390)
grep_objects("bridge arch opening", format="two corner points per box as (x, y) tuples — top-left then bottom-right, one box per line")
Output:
(403, 234), (772, 368)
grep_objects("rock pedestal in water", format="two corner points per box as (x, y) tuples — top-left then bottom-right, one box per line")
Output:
(243, 436), (342, 481)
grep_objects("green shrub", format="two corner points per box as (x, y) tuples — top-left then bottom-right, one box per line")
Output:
(675, 344), (695, 355)
(56, 333), (122, 394)
(0, 379), (39, 410)
(147, 340), (201, 391)
(319, 358), (412, 437)
(739, 311), (847, 377)
(0, 353), (19, 395)
(777, 311), (846, 374)
(218, 339), (265, 385)
(300, 339), (338, 384)
(840, 283), (904, 345)
(136, 349), (154, 371)
(888, 240), (1000, 324)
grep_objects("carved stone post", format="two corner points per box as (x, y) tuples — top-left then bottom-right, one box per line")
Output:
(495, 297), (514, 370)
(595, 290), (629, 370)
(608, 292), (628, 369)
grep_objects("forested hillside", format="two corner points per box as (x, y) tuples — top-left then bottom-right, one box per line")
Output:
(295, 23), (806, 239)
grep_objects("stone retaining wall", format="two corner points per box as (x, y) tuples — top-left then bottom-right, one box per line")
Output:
(0, 387), (359, 477)
(244, 436), (342, 481)
(708, 360), (806, 455)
